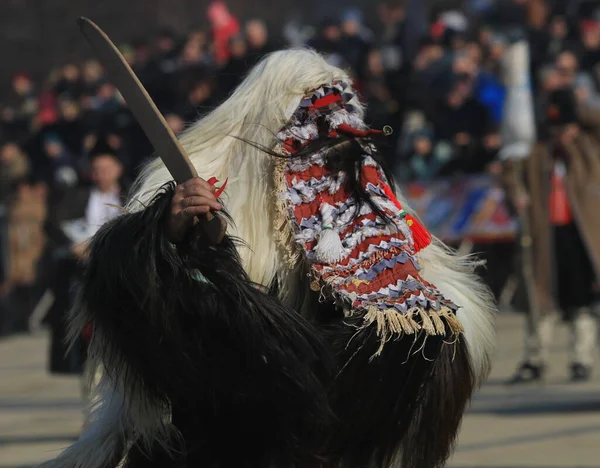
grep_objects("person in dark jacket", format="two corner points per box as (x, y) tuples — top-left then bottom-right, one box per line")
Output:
(507, 88), (600, 384)
(45, 138), (128, 375)
(217, 35), (250, 99)
(339, 9), (373, 81)
(245, 19), (277, 67)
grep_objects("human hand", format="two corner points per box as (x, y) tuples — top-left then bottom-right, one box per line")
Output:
(167, 177), (223, 243)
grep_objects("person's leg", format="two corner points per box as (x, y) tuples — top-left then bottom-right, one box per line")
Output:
(0, 286), (9, 337)
(509, 310), (556, 384)
(569, 307), (597, 381)
(477, 241), (515, 301)
(554, 223), (597, 380)
(524, 312), (556, 365)
(13, 284), (36, 333)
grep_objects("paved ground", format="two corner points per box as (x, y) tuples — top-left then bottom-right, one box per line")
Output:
(448, 313), (600, 468)
(0, 312), (599, 468)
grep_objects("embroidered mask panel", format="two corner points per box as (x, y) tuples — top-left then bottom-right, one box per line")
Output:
(274, 82), (462, 353)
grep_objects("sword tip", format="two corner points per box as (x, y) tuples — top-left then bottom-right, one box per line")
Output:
(78, 17), (90, 30)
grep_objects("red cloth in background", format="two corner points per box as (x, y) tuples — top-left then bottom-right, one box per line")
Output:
(208, 1), (240, 65)
(36, 91), (59, 126)
(549, 160), (573, 226)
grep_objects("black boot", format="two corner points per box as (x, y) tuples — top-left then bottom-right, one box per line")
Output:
(507, 362), (545, 385)
(570, 363), (592, 382)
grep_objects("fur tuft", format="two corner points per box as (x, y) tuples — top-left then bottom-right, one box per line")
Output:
(46, 184), (335, 467)
(318, 307), (474, 468)
(417, 240), (497, 386)
(34, 379), (127, 468)
(398, 336), (474, 468)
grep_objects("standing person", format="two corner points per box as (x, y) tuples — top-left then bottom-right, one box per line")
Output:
(176, 72), (219, 122)
(145, 29), (180, 110)
(245, 19), (276, 67)
(2, 179), (46, 336)
(208, 1), (241, 66)
(377, 0), (406, 72)
(217, 35), (250, 98)
(307, 19), (345, 67)
(0, 142), (32, 335)
(55, 98), (86, 158)
(38, 50), (495, 468)
(54, 64), (84, 100)
(544, 13), (578, 63)
(8, 72), (38, 126)
(35, 132), (79, 195)
(44, 139), (128, 416)
(507, 88), (600, 383)
(338, 9), (373, 80)
(579, 13), (600, 72)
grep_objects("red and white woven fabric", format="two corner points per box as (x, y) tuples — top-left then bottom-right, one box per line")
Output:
(274, 82), (462, 353)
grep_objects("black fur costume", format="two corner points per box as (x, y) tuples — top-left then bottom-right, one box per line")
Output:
(73, 181), (474, 468)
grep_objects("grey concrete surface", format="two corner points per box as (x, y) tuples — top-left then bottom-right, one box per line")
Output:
(448, 312), (600, 468)
(0, 312), (598, 468)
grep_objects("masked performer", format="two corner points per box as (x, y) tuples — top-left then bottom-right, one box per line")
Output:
(39, 50), (495, 468)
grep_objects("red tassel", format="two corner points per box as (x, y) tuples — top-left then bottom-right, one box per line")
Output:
(405, 214), (431, 252)
(380, 183), (401, 208)
(379, 182), (431, 252)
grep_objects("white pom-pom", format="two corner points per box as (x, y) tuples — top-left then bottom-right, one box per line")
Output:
(315, 227), (345, 264)
(314, 202), (346, 263)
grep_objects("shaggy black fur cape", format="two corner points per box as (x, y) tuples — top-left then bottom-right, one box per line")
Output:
(74, 183), (473, 468)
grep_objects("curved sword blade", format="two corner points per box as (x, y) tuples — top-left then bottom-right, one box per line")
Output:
(78, 17), (225, 243)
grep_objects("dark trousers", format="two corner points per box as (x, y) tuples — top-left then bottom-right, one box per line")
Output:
(553, 223), (595, 317)
(474, 241), (516, 300)
(47, 255), (87, 375)
(0, 284), (39, 336)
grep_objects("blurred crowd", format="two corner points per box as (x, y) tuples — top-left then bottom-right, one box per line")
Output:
(1, 0), (600, 374)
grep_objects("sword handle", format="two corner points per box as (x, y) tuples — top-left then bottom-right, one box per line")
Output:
(198, 212), (226, 244)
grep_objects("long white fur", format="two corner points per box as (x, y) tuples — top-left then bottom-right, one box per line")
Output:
(35, 374), (126, 468)
(38, 49), (495, 467)
(418, 240), (496, 385)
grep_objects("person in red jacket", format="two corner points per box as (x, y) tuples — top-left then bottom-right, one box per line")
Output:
(207, 1), (240, 66)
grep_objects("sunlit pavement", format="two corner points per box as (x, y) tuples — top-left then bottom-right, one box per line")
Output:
(0, 312), (598, 467)
(0, 333), (81, 468)
(449, 312), (600, 468)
